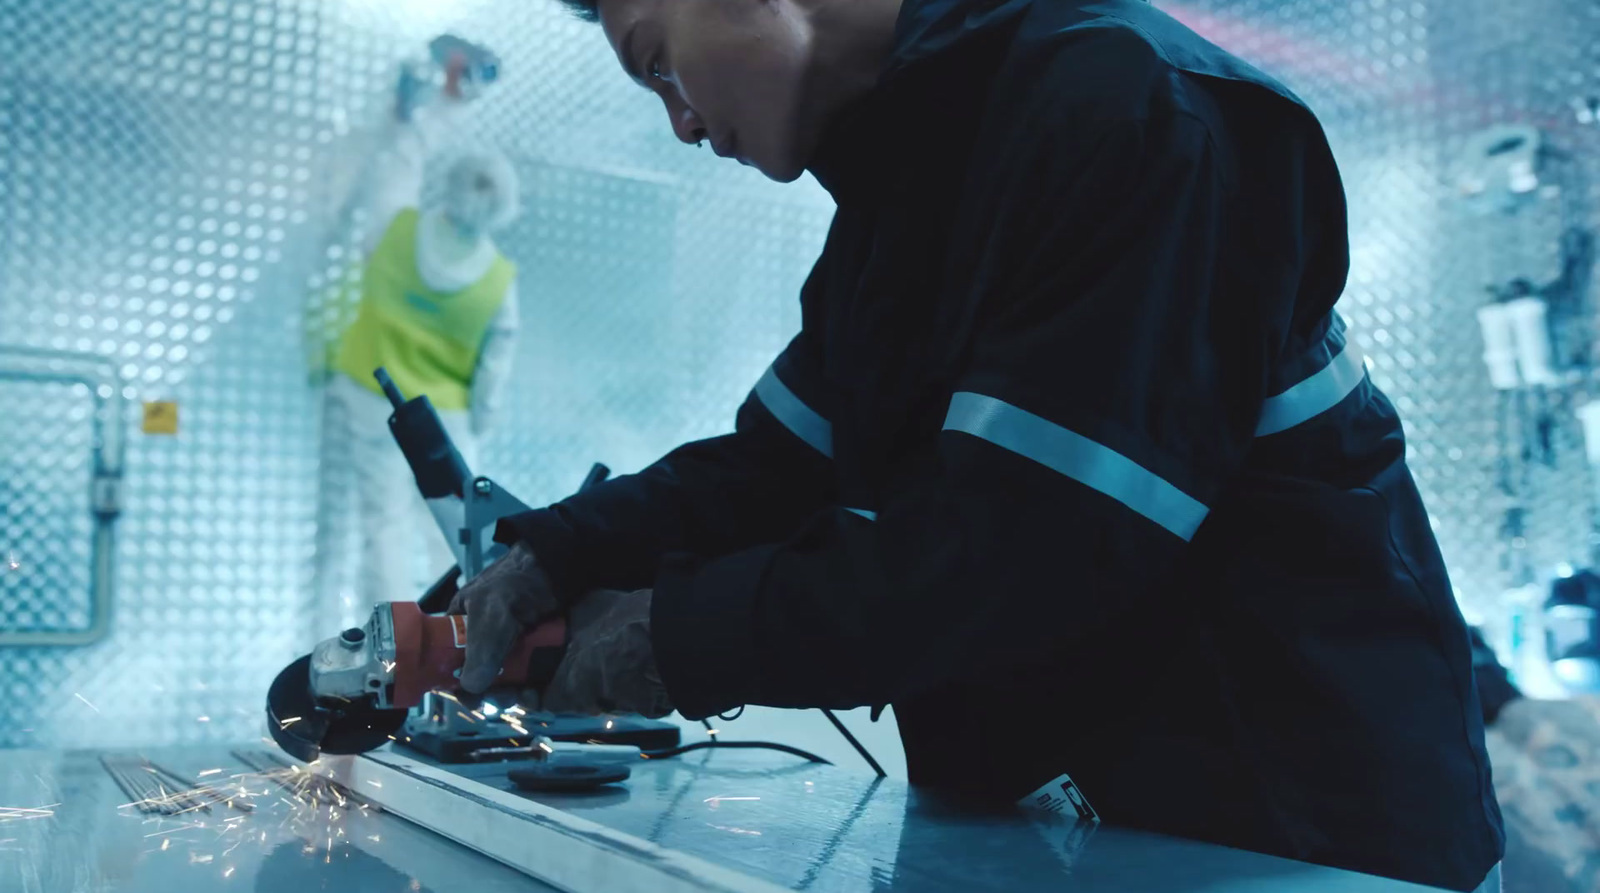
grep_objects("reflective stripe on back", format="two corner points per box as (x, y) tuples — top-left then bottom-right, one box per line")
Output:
(1255, 344), (1367, 437)
(753, 366), (833, 458)
(943, 392), (1210, 541)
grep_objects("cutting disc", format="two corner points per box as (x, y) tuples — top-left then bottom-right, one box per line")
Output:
(266, 655), (409, 762)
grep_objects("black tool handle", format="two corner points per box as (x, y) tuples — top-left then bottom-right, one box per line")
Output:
(417, 461), (612, 614)
(581, 462), (611, 490)
(377, 368), (473, 500)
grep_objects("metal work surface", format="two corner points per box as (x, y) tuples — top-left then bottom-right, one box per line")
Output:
(0, 744), (1452, 893)
(337, 746), (1448, 893)
(0, 747), (557, 893)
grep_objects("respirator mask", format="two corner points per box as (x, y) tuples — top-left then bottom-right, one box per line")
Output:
(443, 153), (519, 236)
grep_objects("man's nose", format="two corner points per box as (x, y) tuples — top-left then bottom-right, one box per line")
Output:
(662, 94), (707, 146)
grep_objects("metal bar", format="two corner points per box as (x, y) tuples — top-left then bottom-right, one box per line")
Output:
(321, 750), (792, 893)
(0, 346), (126, 647)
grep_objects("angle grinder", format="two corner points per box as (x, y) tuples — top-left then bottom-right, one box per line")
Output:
(267, 601), (567, 761)
(268, 365), (572, 762)
(267, 366), (675, 771)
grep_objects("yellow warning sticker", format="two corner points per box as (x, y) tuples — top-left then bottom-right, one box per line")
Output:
(142, 401), (179, 435)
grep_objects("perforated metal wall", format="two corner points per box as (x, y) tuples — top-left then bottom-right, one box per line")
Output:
(0, 0), (825, 749)
(0, 378), (95, 634)
(1, 0), (1596, 748)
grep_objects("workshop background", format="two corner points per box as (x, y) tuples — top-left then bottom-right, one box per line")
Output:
(2, 0), (1600, 789)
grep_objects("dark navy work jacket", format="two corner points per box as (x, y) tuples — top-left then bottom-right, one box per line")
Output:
(503, 1), (1505, 888)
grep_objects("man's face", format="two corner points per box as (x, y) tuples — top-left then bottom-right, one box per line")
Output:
(598, 0), (815, 182)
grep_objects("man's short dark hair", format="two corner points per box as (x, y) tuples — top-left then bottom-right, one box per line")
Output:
(556, 0), (600, 22)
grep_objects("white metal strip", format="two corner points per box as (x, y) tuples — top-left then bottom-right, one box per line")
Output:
(943, 392), (1210, 541)
(321, 750), (790, 893)
(753, 366), (833, 458)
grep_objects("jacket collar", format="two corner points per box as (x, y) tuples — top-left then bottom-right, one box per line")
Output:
(806, 0), (1026, 204)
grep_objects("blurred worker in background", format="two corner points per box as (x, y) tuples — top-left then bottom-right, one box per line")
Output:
(312, 49), (521, 632)
(448, 1), (1502, 891)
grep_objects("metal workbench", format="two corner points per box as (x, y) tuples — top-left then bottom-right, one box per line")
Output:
(1, 744), (1448, 893)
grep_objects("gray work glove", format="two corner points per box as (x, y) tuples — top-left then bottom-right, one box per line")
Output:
(448, 541), (564, 695)
(528, 588), (673, 719)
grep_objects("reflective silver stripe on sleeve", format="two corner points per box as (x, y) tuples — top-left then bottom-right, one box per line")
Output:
(943, 392), (1210, 541)
(1255, 345), (1367, 437)
(753, 365), (833, 458)
(845, 507), (877, 521)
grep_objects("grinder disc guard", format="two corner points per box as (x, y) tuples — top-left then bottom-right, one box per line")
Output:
(267, 655), (408, 762)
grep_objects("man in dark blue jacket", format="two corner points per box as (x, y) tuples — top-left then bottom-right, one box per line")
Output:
(449, 0), (1505, 888)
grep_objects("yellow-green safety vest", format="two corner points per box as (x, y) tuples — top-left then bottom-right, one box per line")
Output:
(334, 208), (515, 410)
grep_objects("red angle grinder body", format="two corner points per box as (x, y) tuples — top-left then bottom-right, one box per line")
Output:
(389, 603), (566, 706)
(267, 602), (566, 761)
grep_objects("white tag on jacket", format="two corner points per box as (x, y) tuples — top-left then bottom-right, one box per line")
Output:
(1019, 772), (1100, 822)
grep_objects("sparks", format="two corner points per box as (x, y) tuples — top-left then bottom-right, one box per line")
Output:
(144, 823), (203, 838)
(190, 853), (214, 865)
(197, 769), (223, 777)
(703, 796), (760, 806)
(223, 866), (235, 878)
(537, 741), (554, 754)
(605, 719), (615, 730)
(160, 839), (171, 851)
(197, 716), (211, 723)
(0, 803), (59, 822)
(366, 781), (382, 789)
(73, 693), (102, 714)
(456, 711), (476, 723)
(382, 661), (397, 673)
(368, 835), (381, 843)
(277, 717), (302, 729)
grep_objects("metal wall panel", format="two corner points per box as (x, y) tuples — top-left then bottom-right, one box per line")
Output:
(0, 0), (826, 749)
(2, 0), (1597, 747)
(0, 379), (95, 634)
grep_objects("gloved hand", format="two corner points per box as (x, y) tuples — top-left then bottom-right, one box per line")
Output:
(448, 541), (564, 694)
(527, 588), (673, 719)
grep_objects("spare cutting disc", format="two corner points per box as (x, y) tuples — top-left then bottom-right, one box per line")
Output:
(266, 655), (408, 762)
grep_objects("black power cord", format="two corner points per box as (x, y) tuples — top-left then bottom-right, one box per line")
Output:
(644, 739), (833, 764)
(678, 710), (886, 777)
(820, 709), (887, 777)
